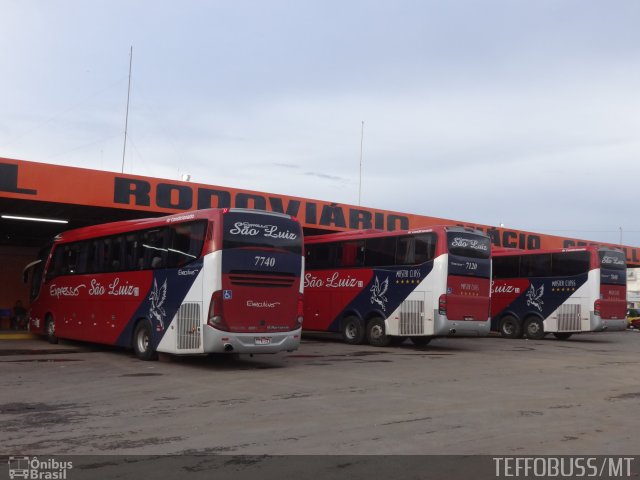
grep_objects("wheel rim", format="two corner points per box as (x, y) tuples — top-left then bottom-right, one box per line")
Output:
(47, 319), (55, 337)
(503, 321), (514, 335)
(344, 322), (356, 340)
(528, 321), (540, 336)
(370, 324), (384, 340)
(137, 328), (149, 353)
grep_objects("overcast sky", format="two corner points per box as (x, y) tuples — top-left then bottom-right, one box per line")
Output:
(1, 0), (639, 246)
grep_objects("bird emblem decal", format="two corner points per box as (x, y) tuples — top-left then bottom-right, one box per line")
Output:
(149, 278), (168, 331)
(525, 283), (544, 312)
(370, 275), (390, 311)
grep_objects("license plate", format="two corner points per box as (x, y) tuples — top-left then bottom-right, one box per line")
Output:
(254, 337), (271, 345)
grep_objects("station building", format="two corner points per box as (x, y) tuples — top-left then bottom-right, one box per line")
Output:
(1, 156), (638, 328)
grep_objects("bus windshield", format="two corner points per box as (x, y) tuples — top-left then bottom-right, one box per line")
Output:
(223, 212), (302, 254)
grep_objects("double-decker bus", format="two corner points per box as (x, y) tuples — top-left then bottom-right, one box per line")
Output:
(25, 208), (304, 360)
(303, 226), (492, 346)
(491, 246), (627, 340)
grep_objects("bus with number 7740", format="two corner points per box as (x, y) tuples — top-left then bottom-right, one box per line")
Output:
(25, 208), (304, 360)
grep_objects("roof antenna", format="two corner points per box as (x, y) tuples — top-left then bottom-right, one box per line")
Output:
(358, 120), (364, 206)
(121, 46), (133, 173)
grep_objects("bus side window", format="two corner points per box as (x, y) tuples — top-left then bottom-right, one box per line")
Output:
(493, 256), (520, 278)
(87, 239), (102, 273)
(364, 237), (396, 267)
(142, 229), (168, 269)
(167, 221), (207, 268)
(30, 262), (44, 301)
(186, 222), (207, 259)
(521, 254), (551, 278)
(396, 234), (436, 265)
(124, 233), (141, 271)
(552, 251), (590, 276)
(106, 235), (125, 272)
(396, 236), (414, 265)
(31, 244), (50, 300)
(60, 246), (72, 275)
(102, 238), (114, 272)
(415, 234), (436, 264)
(66, 243), (78, 274)
(74, 242), (90, 274)
(306, 243), (338, 269)
(339, 241), (364, 267)
(46, 247), (65, 280)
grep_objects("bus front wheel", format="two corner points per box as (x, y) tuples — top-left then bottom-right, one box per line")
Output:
(45, 316), (58, 344)
(524, 317), (545, 340)
(366, 318), (390, 347)
(499, 316), (523, 339)
(341, 316), (365, 345)
(133, 319), (158, 361)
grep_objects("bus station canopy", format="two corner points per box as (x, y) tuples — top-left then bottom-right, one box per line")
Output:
(1, 157), (638, 267)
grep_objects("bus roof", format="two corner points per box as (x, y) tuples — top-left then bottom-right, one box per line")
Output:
(492, 245), (625, 256)
(52, 208), (296, 244)
(303, 225), (487, 244)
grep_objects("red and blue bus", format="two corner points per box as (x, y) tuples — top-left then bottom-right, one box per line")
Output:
(303, 226), (492, 346)
(26, 208), (304, 359)
(491, 246), (627, 340)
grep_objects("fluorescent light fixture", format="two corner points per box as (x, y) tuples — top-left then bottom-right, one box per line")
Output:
(1, 215), (69, 224)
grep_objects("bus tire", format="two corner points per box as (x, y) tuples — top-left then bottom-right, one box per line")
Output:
(133, 319), (158, 361)
(410, 336), (431, 346)
(553, 332), (573, 340)
(366, 318), (390, 347)
(341, 316), (365, 344)
(45, 316), (58, 344)
(524, 317), (545, 340)
(499, 316), (522, 339)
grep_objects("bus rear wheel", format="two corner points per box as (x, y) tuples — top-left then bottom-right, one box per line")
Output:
(553, 332), (573, 340)
(45, 316), (58, 344)
(133, 319), (158, 361)
(366, 318), (390, 347)
(341, 316), (365, 344)
(499, 316), (522, 339)
(524, 317), (545, 340)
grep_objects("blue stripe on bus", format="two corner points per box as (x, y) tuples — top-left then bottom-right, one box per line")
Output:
(115, 259), (204, 349)
(327, 262), (435, 332)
